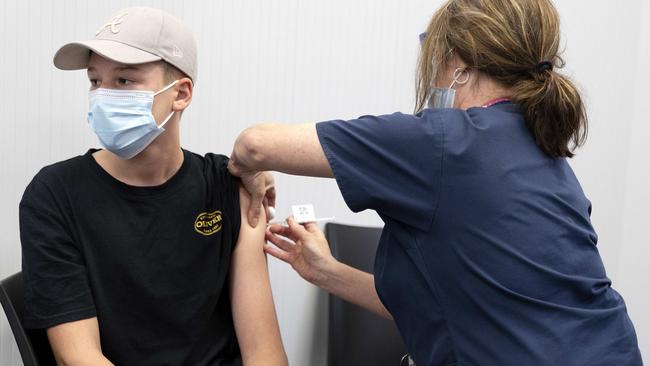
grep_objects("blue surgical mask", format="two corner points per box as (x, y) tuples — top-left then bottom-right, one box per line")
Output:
(428, 68), (469, 109)
(87, 80), (178, 159)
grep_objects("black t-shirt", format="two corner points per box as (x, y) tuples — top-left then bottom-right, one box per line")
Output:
(19, 149), (243, 366)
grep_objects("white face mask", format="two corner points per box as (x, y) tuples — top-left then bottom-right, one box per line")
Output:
(428, 68), (469, 109)
(87, 80), (178, 160)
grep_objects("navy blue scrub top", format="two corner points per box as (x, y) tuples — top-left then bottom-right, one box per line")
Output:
(316, 103), (642, 366)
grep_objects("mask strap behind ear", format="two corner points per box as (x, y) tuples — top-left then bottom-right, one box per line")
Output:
(155, 80), (179, 129)
(154, 80), (179, 96)
(158, 111), (176, 129)
(449, 68), (470, 88)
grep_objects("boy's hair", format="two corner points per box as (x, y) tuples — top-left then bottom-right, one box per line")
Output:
(160, 61), (190, 84)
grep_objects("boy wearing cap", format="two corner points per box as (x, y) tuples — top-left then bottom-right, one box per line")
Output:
(19, 7), (286, 366)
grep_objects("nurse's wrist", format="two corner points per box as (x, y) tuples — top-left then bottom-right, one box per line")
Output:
(311, 258), (344, 290)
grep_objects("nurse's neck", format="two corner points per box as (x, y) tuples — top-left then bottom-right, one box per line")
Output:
(454, 70), (513, 110)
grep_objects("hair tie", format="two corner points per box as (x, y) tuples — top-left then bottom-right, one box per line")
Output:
(536, 61), (554, 73)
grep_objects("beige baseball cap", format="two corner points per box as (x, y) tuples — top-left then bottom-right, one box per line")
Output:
(53, 6), (197, 81)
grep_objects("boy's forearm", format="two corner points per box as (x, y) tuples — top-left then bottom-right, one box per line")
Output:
(56, 352), (114, 366)
(244, 350), (288, 366)
(48, 317), (114, 366)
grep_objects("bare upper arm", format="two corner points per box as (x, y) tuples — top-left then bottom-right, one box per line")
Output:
(229, 187), (287, 365)
(47, 317), (113, 365)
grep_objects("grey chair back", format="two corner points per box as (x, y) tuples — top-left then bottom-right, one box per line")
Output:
(325, 223), (407, 366)
(0, 272), (56, 366)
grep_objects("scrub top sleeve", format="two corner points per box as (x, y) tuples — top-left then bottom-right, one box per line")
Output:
(316, 111), (443, 230)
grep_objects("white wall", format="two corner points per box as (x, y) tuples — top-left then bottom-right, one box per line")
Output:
(618, 0), (650, 357)
(0, 1), (647, 365)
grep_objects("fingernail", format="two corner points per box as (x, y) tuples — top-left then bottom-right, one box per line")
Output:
(252, 217), (259, 227)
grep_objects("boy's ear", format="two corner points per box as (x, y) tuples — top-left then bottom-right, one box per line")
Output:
(173, 77), (193, 112)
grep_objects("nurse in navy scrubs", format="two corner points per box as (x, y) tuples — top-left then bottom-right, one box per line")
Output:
(229, 0), (643, 364)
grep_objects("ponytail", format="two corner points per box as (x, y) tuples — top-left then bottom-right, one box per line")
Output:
(511, 66), (588, 158)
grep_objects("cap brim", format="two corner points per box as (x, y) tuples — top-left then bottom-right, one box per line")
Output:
(53, 39), (162, 70)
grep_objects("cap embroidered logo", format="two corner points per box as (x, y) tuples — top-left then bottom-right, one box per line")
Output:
(96, 13), (128, 36)
(194, 211), (223, 236)
(172, 45), (183, 58)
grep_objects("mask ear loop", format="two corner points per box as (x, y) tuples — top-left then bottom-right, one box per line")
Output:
(449, 68), (470, 88)
(154, 80), (179, 96)
(153, 80), (180, 128)
(158, 110), (176, 129)
(429, 48), (456, 87)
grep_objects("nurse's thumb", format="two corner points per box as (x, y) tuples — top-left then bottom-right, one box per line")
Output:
(303, 222), (320, 234)
(248, 190), (266, 227)
(287, 217), (309, 239)
(248, 203), (261, 228)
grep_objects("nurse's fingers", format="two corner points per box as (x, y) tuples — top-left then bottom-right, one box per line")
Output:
(302, 222), (324, 237)
(269, 217), (320, 243)
(264, 243), (292, 263)
(286, 217), (310, 239)
(268, 224), (301, 243)
(268, 223), (290, 235)
(265, 229), (295, 252)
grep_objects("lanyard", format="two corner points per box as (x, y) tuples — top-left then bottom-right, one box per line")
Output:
(401, 354), (416, 365)
(481, 98), (511, 108)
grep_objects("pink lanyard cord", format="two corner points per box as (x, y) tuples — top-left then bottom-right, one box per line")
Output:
(481, 98), (511, 108)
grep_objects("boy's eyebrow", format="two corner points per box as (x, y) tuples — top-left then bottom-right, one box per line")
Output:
(86, 65), (142, 73)
(115, 65), (142, 72)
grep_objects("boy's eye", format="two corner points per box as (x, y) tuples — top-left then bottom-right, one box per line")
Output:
(117, 78), (132, 85)
(89, 79), (99, 87)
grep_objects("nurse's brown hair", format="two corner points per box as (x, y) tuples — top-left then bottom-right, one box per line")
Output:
(416, 0), (587, 158)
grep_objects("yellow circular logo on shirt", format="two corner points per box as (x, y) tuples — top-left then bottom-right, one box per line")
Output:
(194, 211), (223, 236)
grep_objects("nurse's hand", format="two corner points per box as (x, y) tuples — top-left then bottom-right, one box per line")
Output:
(265, 217), (392, 319)
(228, 158), (276, 228)
(265, 217), (336, 285)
